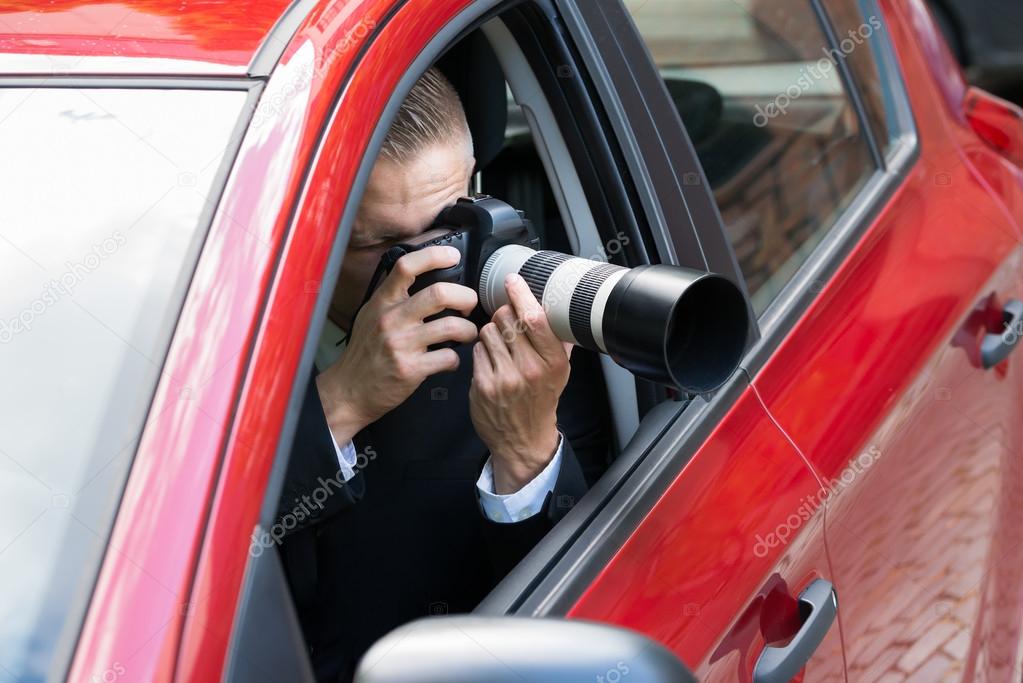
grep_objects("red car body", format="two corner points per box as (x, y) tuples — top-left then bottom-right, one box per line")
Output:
(2, 0), (1021, 681)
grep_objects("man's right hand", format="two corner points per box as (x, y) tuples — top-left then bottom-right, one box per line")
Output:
(316, 245), (479, 445)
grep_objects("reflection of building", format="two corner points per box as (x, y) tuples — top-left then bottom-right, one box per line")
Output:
(627, 0), (874, 313)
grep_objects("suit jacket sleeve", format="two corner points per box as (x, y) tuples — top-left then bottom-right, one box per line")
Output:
(478, 436), (588, 578)
(477, 347), (612, 578)
(276, 369), (365, 536)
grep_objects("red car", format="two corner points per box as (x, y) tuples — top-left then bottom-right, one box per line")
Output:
(2, 0), (1023, 681)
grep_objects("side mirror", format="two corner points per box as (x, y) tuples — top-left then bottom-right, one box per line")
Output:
(355, 616), (697, 683)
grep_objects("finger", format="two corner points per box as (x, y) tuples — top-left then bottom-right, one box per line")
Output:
(479, 322), (513, 372)
(418, 347), (460, 376)
(379, 245), (461, 300)
(472, 341), (493, 383)
(504, 273), (564, 361)
(416, 315), (478, 347)
(405, 282), (478, 321)
(493, 305), (532, 361)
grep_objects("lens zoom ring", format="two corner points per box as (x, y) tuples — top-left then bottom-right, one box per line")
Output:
(569, 263), (623, 349)
(518, 251), (573, 303)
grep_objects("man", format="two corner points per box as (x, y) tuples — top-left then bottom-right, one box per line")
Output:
(278, 67), (610, 681)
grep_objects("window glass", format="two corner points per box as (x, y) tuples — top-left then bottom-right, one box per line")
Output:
(821, 0), (893, 152)
(625, 0), (878, 314)
(0, 87), (245, 681)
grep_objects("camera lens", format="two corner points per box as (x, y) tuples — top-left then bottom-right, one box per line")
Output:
(478, 245), (749, 392)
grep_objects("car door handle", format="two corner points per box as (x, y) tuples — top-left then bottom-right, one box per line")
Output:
(753, 579), (837, 683)
(981, 299), (1023, 369)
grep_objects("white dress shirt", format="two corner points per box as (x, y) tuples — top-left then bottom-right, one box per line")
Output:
(313, 317), (563, 523)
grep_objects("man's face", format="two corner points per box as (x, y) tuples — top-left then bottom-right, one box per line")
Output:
(331, 142), (474, 328)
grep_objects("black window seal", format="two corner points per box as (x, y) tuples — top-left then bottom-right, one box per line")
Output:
(548, 0), (759, 406)
(501, 1), (650, 270)
(501, 0), (677, 411)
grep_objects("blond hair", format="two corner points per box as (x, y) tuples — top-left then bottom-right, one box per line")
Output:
(380, 66), (472, 164)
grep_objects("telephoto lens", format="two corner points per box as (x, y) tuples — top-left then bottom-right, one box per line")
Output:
(478, 245), (749, 393)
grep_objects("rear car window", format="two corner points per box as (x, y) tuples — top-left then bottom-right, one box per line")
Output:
(820, 0), (894, 154)
(625, 0), (878, 315)
(0, 87), (245, 681)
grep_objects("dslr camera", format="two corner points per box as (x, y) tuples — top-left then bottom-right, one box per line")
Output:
(371, 195), (749, 393)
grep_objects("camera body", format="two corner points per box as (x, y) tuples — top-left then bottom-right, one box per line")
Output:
(387, 195), (539, 324)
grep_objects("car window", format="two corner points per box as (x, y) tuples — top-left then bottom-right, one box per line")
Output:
(820, 0), (893, 153)
(0, 87), (245, 681)
(625, 0), (878, 315)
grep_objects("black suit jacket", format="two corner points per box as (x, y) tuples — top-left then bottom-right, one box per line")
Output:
(277, 344), (611, 682)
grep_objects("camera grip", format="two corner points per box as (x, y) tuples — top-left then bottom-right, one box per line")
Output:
(409, 271), (474, 351)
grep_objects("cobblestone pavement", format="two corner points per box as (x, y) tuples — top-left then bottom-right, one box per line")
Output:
(823, 347), (1023, 682)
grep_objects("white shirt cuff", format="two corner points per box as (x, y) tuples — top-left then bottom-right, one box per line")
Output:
(330, 433), (359, 482)
(476, 434), (564, 523)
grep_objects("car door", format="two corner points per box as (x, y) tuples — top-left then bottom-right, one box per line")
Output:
(474, 1), (849, 680)
(743, 0), (1023, 681)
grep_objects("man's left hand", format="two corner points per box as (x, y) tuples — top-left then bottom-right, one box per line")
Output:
(470, 273), (573, 495)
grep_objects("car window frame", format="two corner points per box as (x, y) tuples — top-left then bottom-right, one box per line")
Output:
(225, 0), (921, 671)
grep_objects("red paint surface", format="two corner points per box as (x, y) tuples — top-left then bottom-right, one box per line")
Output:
(749, 0), (1023, 679)
(568, 0), (1023, 680)
(0, 0), (293, 70)
(567, 388), (843, 680)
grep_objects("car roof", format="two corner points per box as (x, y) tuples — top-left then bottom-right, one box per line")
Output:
(0, 0), (303, 77)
